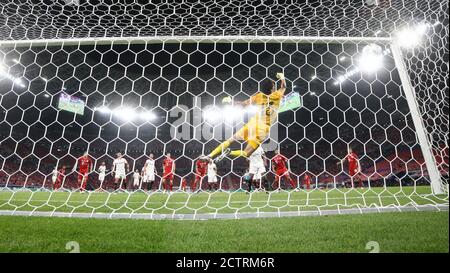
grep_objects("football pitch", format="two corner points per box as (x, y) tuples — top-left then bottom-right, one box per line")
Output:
(0, 211), (447, 252)
(0, 186), (447, 216)
(0, 186), (448, 252)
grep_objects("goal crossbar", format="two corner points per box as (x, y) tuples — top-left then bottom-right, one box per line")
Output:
(0, 35), (393, 47)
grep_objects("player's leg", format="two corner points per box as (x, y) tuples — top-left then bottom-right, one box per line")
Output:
(53, 179), (59, 190)
(199, 174), (205, 191)
(247, 179), (253, 192)
(192, 173), (201, 191)
(273, 173), (282, 191)
(213, 125), (255, 160)
(208, 137), (236, 159)
(78, 173), (83, 192)
(81, 173), (88, 192)
(115, 177), (121, 191)
(357, 173), (364, 188)
(283, 172), (297, 190)
(169, 174), (173, 191)
(161, 177), (166, 191)
(121, 176), (127, 191)
(255, 169), (264, 191)
(229, 139), (259, 158)
(98, 178), (104, 192)
(259, 175), (266, 191)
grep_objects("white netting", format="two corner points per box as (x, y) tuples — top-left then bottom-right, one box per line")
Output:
(0, 0), (448, 219)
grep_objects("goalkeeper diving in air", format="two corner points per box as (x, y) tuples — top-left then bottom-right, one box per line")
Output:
(208, 72), (287, 161)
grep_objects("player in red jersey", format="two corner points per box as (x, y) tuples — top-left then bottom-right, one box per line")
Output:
(338, 147), (364, 188)
(161, 153), (175, 192)
(75, 151), (93, 192)
(271, 149), (298, 191)
(192, 156), (208, 192)
(303, 172), (312, 190)
(53, 165), (66, 190)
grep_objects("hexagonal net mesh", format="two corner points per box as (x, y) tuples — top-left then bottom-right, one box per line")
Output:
(0, 1), (448, 219)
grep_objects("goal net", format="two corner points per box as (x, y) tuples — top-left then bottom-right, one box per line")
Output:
(0, 0), (448, 219)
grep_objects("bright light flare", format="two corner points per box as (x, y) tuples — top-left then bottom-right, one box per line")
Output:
(140, 111), (157, 121)
(203, 104), (256, 124)
(245, 105), (259, 115)
(396, 28), (421, 48)
(94, 106), (112, 114)
(203, 106), (222, 123)
(223, 105), (243, 122)
(115, 107), (137, 121)
(395, 23), (430, 49)
(357, 44), (384, 73)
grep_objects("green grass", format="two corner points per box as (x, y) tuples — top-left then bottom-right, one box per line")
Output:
(0, 186), (447, 215)
(0, 211), (447, 252)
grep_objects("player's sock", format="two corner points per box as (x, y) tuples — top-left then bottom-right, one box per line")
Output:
(288, 177), (296, 189)
(192, 177), (199, 190)
(208, 140), (231, 158)
(229, 150), (248, 157)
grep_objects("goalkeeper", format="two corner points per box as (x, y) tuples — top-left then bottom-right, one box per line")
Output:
(208, 72), (287, 161)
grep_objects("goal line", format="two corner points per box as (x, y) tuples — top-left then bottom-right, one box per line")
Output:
(0, 204), (447, 220)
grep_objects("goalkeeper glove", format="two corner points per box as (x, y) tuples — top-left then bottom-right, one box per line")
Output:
(276, 73), (285, 80)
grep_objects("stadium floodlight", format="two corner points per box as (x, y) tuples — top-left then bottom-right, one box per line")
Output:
(395, 23), (429, 49)
(395, 28), (421, 48)
(1, 62), (26, 87)
(115, 107), (137, 121)
(357, 43), (384, 73)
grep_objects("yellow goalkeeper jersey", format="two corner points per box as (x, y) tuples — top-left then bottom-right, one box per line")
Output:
(248, 89), (284, 126)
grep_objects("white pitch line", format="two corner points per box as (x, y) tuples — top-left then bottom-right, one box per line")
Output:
(0, 205), (447, 220)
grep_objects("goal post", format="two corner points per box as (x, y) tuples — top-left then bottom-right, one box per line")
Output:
(0, 33), (448, 220)
(391, 43), (445, 195)
(0, 0), (448, 220)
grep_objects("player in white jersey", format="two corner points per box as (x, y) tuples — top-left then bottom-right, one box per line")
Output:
(207, 158), (218, 191)
(248, 146), (267, 191)
(51, 167), (58, 184)
(97, 161), (106, 191)
(142, 153), (157, 191)
(112, 153), (129, 191)
(133, 170), (141, 191)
